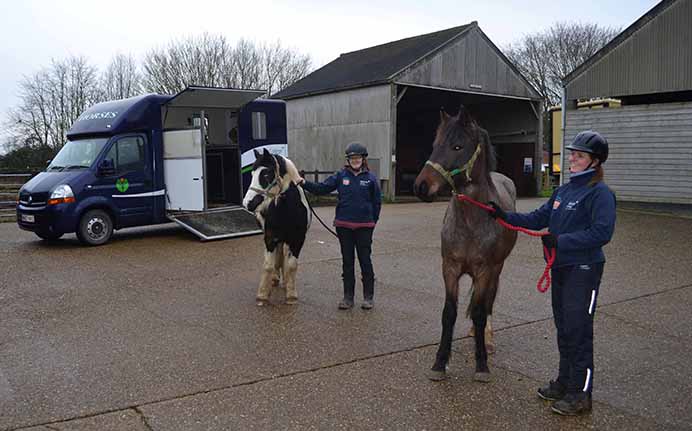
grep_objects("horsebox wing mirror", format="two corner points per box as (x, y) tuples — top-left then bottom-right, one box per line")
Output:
(97, 159), (115, 176)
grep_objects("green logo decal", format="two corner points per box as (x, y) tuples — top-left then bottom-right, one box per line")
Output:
(116, 177), (129, 193)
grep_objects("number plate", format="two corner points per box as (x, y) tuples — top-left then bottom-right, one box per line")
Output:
(21, 214), (35, 223)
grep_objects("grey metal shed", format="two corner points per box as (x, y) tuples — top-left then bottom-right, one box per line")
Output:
(274, 22), (542, 199)
(562, 0), (692, 205)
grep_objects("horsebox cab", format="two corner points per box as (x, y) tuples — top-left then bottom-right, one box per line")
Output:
(16, 86), (288, 245)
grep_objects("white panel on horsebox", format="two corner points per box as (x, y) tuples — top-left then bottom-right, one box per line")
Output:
(163, 129), (202, 158)
(163, 129), (204, 211)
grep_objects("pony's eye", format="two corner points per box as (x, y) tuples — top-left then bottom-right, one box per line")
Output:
(453, 145), (462, 151)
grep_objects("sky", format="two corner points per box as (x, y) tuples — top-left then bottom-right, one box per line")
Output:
(0, 0), (661, 151)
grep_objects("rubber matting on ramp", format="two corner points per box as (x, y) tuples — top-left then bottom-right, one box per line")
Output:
(170, 207), (261, 240)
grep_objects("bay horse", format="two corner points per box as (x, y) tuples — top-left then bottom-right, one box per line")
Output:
(414, 106), (518, 382)
(242, 149), (311, 306)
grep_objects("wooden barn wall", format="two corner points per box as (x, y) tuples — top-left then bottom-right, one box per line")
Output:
(395, 27), (538, 100)
(285, 85), (391, 180)
(566, 0), (692, 100)
(564, 102), (692, 204)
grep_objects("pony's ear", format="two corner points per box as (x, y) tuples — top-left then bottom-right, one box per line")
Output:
(263, 148), (271, 157)
(253, 149), (260, 159)
(439, 107), (451, 123)
(456, 104), (474, 126)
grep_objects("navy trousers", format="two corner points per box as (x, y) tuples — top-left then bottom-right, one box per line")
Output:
(336, 227), (375, 301)
(551, 262), (604, 395)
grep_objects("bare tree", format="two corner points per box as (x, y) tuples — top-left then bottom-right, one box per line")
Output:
(504, 22), (620, 107)
(262, 40), (311, 96)
(4, 56), (100, 153)
(101, 53), (141, 100)
(142, 34), (312, 95)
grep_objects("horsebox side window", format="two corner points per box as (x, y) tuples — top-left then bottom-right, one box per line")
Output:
(105, 136), (146, 173)
(251, 111), (267, 140)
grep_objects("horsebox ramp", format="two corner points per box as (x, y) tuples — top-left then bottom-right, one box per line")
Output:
(168, 206), (261, 240)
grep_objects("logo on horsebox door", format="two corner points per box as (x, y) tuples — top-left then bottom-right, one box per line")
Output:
(116, 177), (129, 193)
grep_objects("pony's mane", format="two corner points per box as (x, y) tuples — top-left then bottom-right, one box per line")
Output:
(274, 155), (302, 191)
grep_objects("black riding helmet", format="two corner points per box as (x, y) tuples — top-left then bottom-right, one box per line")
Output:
(345, 142), (368, 158)
(566, 131), (609, 163)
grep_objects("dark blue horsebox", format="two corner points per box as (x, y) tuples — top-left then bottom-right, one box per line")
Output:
(16, 86), (287, 245)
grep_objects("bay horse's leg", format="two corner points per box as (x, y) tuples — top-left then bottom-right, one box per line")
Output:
(470, 266), (502, 382)
(429, 262), (462, 381)
(467, 318), (495, 354)
(283, 243), (299, 305)
(257, 249), (276, 306)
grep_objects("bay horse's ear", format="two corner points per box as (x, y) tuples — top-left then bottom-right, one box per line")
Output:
(457, 104), (474, 126)
(439, 107), (451, 123)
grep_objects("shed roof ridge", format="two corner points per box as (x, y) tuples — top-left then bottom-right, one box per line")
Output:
(339, 22), (475, 58)
(386, 22), (477, 81)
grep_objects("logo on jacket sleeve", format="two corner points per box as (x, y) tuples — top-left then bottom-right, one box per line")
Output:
(342, 178), (350, 186)
(553, 197), (561, 210)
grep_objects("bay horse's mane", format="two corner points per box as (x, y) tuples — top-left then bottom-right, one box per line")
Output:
(436, 108), (497, 183)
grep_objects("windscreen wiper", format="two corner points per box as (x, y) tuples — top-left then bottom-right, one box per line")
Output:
(47, 165), (65, 171)
(63, 165), (90, 170)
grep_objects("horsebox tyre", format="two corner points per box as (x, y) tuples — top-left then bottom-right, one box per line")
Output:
(76, 209), (113, 246)
(35, 231), (63, 241)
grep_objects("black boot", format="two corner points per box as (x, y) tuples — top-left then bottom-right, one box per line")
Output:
(361, 276), (374, 309)
(537, 380), (566, 401)
(551, 393), (592, 416)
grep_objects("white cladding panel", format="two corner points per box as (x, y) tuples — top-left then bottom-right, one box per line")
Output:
(564, 102), (692, 204)
(285, 85), (392, 180)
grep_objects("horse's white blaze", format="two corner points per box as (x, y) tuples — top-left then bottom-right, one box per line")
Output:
(242, 167), (265, 209)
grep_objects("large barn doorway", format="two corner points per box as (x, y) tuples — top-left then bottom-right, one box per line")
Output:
(394, 85), (539, 197)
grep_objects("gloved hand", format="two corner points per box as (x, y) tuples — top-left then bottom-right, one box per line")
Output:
(488, 201), (508, 221)
(541, 233), (558, 249)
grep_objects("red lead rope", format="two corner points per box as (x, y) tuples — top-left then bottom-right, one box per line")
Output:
(456, 193), (556, 293)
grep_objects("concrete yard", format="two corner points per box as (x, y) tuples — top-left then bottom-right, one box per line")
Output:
(1, 198), (691, 430)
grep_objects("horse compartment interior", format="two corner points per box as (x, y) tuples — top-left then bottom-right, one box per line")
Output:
(163, 106), (242, 210)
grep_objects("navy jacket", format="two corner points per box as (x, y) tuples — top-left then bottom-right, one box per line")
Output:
(303, 167), (381, 228)
(506, 170), (616, 267)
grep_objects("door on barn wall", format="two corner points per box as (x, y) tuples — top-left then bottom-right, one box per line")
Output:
(494, 142), (536, 197)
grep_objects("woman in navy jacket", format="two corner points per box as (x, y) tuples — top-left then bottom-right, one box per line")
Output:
(300, 142), (382, 310)
(490, 131), (616, 416)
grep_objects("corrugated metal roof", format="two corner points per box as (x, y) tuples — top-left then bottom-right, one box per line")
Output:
(273, 23), (474, 100)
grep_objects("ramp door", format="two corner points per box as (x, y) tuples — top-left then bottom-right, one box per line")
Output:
(168, 206), (261, 240)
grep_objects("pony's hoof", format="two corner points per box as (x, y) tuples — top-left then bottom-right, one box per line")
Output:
(256, 299), (269, 306)
(486, 344), (496, 355)
(428, 369), (447, 382)
(285, 297), (298, 305)
(474, 372), (492, 383)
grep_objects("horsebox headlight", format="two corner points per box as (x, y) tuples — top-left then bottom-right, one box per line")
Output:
(48, 184), (76, 205)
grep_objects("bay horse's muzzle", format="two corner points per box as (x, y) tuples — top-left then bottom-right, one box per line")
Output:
(414, 166), (442, 202)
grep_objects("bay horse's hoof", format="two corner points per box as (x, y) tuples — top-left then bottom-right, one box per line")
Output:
(474, 372), (492, 383)
(428, 369), (447, 381)
(285, 297), (298, 305)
